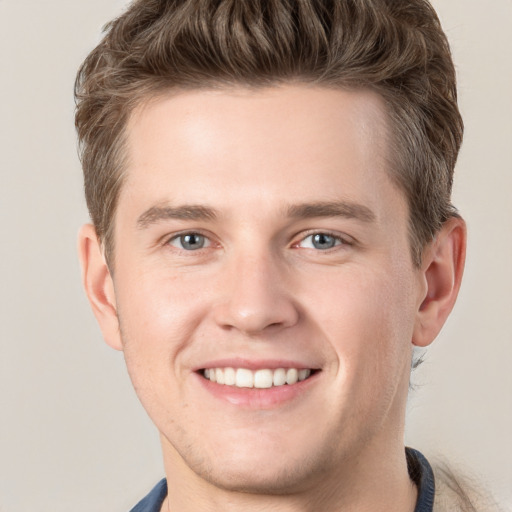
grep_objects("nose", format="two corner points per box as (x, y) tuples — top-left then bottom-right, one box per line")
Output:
(212, 251), (300, 336)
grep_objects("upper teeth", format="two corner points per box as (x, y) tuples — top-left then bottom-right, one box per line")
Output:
(203, 368), (312, 388)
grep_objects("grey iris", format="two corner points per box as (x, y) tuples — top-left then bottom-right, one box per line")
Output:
(181, 233), (205, 250)
(312, 233), (336, 250)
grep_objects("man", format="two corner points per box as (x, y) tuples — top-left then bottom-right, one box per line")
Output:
(75, 1), (468, 510)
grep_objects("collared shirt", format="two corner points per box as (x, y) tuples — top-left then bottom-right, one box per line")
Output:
(407, 447), (436, 512)
(129, 447), (435, 512)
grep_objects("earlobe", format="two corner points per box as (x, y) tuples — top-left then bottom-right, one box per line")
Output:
(412, 217), (467, 347)
(77, 224), (123, 351)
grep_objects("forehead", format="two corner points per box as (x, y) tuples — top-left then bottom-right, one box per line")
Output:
(120, 85), (400, 222)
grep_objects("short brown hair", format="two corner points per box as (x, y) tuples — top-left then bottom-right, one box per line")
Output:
(75, 0), (463, 267)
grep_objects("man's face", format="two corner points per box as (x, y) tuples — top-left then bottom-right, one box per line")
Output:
(109, 86), (426, 492)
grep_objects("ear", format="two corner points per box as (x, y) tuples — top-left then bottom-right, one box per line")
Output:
(412, 217), (467, 347)
(78, 224), (123, 351)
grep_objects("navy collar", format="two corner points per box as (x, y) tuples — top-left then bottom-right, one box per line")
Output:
(129, 478), (167, 512)
(407, 447), (436, 512)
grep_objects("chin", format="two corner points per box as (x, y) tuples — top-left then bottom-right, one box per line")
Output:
(168, 428), (337, 495)
(195, 457), (325, 495)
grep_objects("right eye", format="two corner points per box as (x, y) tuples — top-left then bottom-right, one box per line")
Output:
(167, 233), (210, 251)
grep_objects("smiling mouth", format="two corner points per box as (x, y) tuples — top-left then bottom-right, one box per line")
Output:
(201, 367), (316, 389)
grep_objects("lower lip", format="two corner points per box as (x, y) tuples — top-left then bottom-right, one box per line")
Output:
(194, 371), (319, 408)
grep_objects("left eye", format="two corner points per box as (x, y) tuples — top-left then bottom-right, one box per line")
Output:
(298, 233), (343, 250)
(168, 233), (210, 250)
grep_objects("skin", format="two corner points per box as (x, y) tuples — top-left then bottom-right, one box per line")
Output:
(79, 85), (466, 512)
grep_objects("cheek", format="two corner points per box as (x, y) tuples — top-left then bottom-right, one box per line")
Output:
(305, 264), (417, 378)
(113, 270), (205, 392)
(116, 267), (206, 339)
(115, 277), (196, 426)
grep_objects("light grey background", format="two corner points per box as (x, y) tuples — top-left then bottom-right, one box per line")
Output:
(0, 1), (510, 510)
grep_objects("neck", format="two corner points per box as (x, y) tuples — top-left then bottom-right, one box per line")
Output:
(160, 435), (418, 512)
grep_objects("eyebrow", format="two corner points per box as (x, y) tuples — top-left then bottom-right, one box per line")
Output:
(286, 201), (376, 223)
(137, 204), (218, 229)
(136, 200), (376, 229)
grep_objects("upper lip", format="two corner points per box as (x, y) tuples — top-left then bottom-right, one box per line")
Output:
(193, 358), (321, 372)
